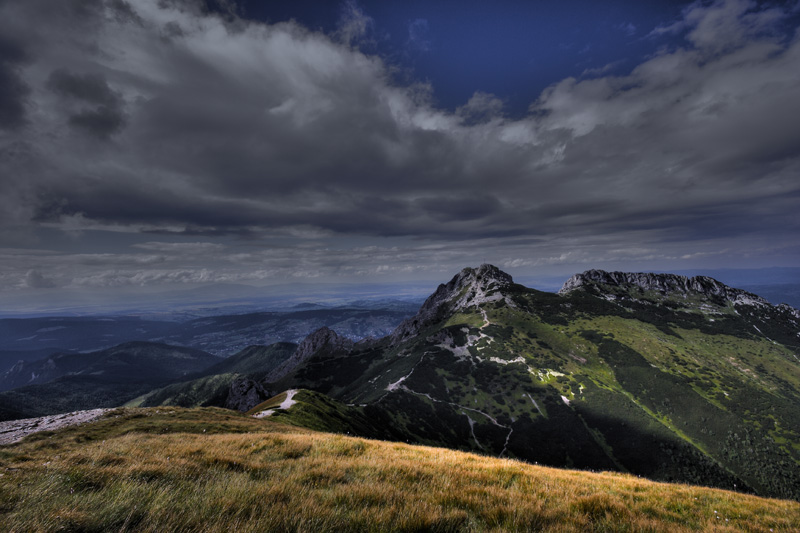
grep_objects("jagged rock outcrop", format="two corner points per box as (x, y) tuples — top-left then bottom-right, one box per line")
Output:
(265, 327), (354, 383)
(778, 303), (800, 321)
(224, 376), (272, 412)
(391, 264), (514, 342)
(559, 269), (771, 307)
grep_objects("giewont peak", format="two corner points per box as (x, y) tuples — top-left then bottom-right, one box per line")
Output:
(391, 264), (514, 342)
(428, 264), (514, 311)
(472, 264), (514, 284)
(441, 264), (513, 295)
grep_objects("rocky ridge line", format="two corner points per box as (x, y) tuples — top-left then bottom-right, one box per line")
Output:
(559, 269), (773, 307)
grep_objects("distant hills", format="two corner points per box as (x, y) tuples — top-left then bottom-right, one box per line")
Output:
(0, 341), (220, 392)
(0, 303), (418, 367)
(127, 343), (297, 410)
(0, 342), (221, 420)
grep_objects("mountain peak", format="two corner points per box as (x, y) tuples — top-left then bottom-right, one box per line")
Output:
(449, 263), (514, 296)
(472, 263), (514, 283)
(294, 327), (353, 358)
(265, 327), (353, 383)
(559, 269), (771, 307)
(391, 264), (514, 342)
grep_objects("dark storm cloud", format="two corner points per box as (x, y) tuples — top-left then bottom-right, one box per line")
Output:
(0, 34), (30, 130)
(47, 69), (121, 107)
(106, 0), (143, 24)
(46, 69), (127, 138)
(415, 194), (503, 223)
(67, 106), (125, 138)
(0, 0), (798, 268)
(23, 270), (57, 289)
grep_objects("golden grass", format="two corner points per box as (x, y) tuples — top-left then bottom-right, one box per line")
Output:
(0, 408), (798, 532)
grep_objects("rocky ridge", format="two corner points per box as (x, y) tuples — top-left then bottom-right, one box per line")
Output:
(559, 269), (773, 307)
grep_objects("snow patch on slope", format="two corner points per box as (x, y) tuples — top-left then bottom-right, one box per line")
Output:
(253, 389), (298, 418)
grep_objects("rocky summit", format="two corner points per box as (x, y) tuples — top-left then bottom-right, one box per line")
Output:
(391, 264), (516, 343)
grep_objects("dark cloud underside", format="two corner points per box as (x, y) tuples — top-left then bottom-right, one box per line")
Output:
(0, 0), (798, 291)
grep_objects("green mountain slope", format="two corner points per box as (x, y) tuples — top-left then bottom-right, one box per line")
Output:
(246, 389), (386, 438)
(199, 342), (298, 378)
(270, 265), (800, 500)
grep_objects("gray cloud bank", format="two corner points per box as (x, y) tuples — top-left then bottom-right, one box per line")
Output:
(0, 0), (799, 292)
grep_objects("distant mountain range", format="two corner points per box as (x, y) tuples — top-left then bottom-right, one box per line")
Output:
(2, 265), (798, 501)
(0, 303), (419, 372)
(0, 280), (433, 318)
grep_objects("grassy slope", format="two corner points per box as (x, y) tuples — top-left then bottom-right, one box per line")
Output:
(125, 372), (237, 408)
(246, 389), (392, 439)
(1, 407), (798, 532)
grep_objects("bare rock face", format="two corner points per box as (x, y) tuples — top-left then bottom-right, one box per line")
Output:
(0, 408), (111, 445)
(264, 327), (354, 383)
(778, 303), (800, 320)
(391, 264), (515, 342)
(559, 269), (771, 307)
(224, 377), (272, 412)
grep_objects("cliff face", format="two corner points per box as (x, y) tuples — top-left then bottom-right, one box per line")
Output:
(559, 269), (772, 307)
(224, 377), (272, 412)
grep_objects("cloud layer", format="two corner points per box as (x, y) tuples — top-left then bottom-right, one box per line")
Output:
(0, 0), (799, 291)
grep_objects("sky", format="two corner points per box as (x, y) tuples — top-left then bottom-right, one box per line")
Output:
(1, 0), (799, 311)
